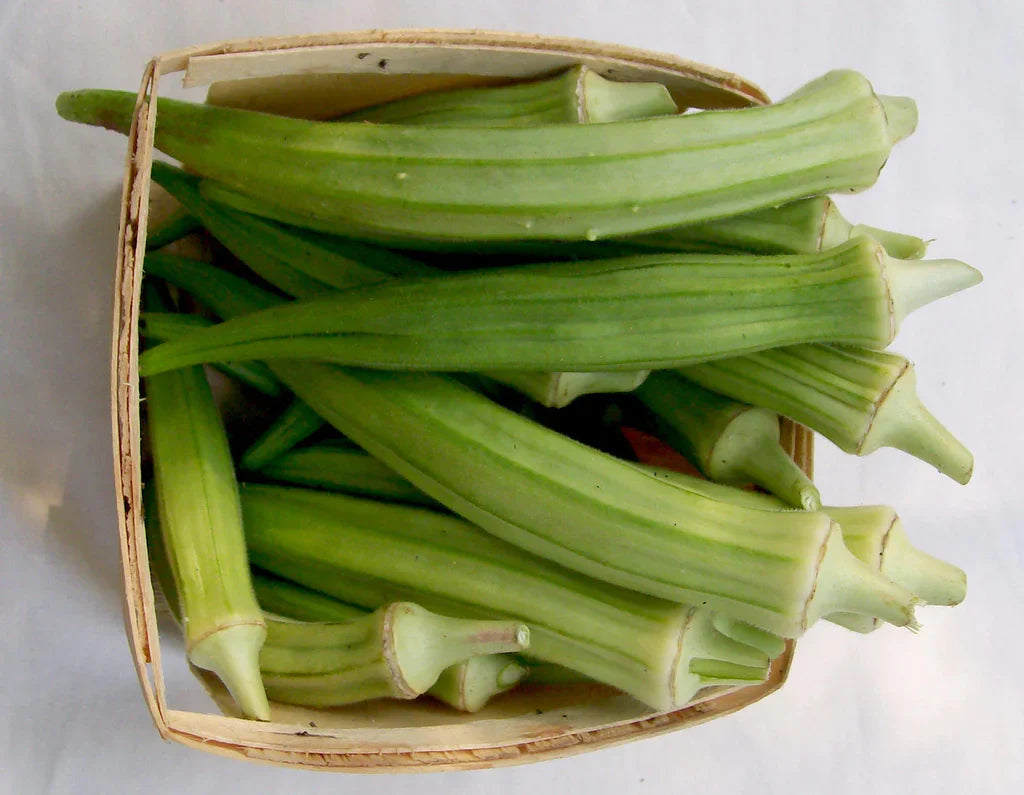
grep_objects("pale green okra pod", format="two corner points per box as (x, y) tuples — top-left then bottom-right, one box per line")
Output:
(58, 70), (916, 247)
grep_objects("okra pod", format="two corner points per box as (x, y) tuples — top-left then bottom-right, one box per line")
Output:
(622, 196), (927, 259)
(239, 398), (325, 472)
(253, 572), (529, 711)
(58, 70), (915, 247)
(138, 238), (980, 378)
(634, 370), (820, 509)
(257, 445), (441, 507)
(340, 65), (678, 126)
(679, 344), (974, 484)
(140, 311), (282, 398)
(142, 331), (270, 719)
(145, 206), (202, 251)
(242, 484), (773, 711)
(258, 604), (529, 708)
(825, 506), (967, 632)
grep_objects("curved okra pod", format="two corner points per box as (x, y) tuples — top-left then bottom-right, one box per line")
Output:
(137, 238), (980, 378)
(680, 344), (975, 484)
(59, 70), (915, 247)
(634, 370), (820, 510)
(340, 65), (678, 126)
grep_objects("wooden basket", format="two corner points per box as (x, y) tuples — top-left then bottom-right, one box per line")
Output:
(111, 29), (810, 772)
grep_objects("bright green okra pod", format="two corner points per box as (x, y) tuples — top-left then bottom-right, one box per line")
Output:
(240, 398), (326, 472)
(137, 237), (980, 378)
(340, 65), (678, 126)
(140, 256), (920, 638)
(258, 604), (528, 708)
(140, 311), (282, 397)
(679, 343), (975, 484)
(242, 483), (773, 711)
(253, 572), (529, 711)
(634, 370), (820, 510)
(142, 321), (270, 719)
(58, 70), (915, 247)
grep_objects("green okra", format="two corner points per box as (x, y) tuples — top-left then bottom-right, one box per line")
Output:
(137, 237), (980, 378)
(253, 572), (529, 711)
(240, 398), (325, 472)
(340, 65), (678, 126)
(149, 162), (431, 296)
(679, 344), (975, 484)
(141, 295), (270, 718)
(58, 70), (915, 247)
(634, 370), (820, 510)
(825, 506), (967, 633)
(145, 206), (202, 251)
(257, 445), (441, 507)
(259, 604), (529, 708)
(621, 196), (927, 259)
(640, 465), (966, 631)
(140, 311), (282, 398)
(427, 655), (530, 712)
(139, 256), (920, 638)
(242, 484), (773, 711)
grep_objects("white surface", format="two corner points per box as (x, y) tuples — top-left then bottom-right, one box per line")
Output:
(2, 1), (1021, 792)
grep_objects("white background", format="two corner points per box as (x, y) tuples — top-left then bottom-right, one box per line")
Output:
(2, 1), (1021, 792)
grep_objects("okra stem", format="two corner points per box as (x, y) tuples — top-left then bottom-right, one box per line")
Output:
(428, 656), (530, 712)
(253, 571), (525, 711)
(239, 398), (325, 472)
(680, 344), (975, 483)
(635, 370), (820, 509)
(825, 506), (967, 632)
(258, 604), (529, 707)
(138, 238), (979, 378)
(58, 70), (916, 247)
(340, 65), (678, 126)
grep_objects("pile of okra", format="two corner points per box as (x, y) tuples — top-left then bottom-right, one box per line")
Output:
(58, 64), (979, 719)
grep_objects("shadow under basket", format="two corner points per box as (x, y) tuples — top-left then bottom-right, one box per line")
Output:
(111, 29), (810, 772)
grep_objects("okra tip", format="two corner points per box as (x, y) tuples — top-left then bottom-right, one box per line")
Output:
(56, 89), (135, 136)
